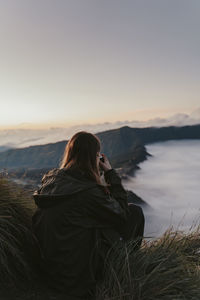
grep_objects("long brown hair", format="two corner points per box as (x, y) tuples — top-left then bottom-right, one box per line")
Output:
(59, 131), (109, 191)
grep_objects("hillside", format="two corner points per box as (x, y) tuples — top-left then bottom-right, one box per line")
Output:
(124, 123), (200, 144)
(0, 124), (199, 181)
(0, 126), (145, 169)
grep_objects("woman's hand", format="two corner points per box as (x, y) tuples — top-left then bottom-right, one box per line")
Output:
(99, 154), (112, 172)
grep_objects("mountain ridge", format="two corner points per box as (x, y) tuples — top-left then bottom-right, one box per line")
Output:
(0, 124), (199, 172)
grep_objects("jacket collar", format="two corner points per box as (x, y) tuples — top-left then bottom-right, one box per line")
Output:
(33, 167), (98, 208)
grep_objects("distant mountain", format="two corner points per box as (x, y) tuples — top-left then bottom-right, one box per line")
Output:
(124, 124), (200, 144)
(0, 124), (199, 173)
(0, 146), (12, 153)
(0, 126), (143, 169)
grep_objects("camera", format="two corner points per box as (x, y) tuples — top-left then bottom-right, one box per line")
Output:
(100, 156), (104, 163)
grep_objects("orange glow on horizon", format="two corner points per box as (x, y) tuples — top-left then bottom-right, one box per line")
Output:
(0, 106), (195, 131)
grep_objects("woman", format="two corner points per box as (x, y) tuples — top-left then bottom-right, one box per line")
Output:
(32, 131), (144, 300)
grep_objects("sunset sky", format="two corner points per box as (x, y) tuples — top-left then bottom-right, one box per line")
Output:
(0, 0), (200, 129)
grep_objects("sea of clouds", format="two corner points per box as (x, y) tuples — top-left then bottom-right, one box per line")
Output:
(122, 140), (200, 237)
(0, 108), (200, 150)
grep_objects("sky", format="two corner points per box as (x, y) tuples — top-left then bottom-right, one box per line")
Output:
(0, 0), (200, 130)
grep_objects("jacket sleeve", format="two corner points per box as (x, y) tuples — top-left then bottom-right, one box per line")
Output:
(104, 169), (129, 213)
(84, 174), (129, 232)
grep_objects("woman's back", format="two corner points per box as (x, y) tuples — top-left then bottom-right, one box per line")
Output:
(32, 167), (128, 299)
(32, 131), (144, 299)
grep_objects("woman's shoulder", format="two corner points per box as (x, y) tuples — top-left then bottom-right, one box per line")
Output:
(41, 168), (59, 182)
(41, 167), (85, 183)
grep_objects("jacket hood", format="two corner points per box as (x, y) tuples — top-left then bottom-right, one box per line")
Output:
(33, 167), (98, 209)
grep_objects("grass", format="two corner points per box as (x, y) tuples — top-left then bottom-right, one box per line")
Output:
(97, 228), (200, 300)
(0, 176), (40, 297)
(0, 176), (199, 300)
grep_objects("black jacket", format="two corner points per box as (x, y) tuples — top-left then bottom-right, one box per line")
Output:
(32, 167), (129, 299)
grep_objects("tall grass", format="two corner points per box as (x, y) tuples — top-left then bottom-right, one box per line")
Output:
(0, 177), (199, 299)
(0, 177), (40, 298)
(97, 228), (200, 300)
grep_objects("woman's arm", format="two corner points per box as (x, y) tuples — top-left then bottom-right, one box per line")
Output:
(99, 154), (128, 211)
(104, 168), (129, 213)
(84, 183), (129, 233)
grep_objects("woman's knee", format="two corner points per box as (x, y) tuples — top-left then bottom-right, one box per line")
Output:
(128, 203), (145, 225)
(120, 204), (145, 242)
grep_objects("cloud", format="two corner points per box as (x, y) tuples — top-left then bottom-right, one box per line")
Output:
(190, 107), (200, 119)
(0, 108), (200, 149)
(122, 140), (200, 236)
